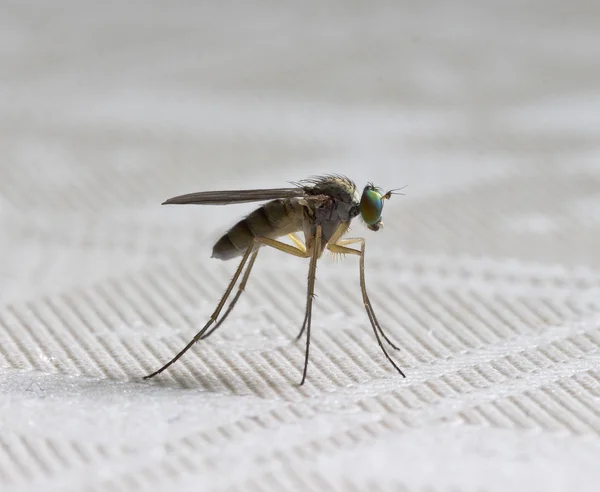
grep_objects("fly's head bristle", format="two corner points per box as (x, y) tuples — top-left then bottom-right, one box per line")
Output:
(297, 173), (356, 191)
(297, 174), (359, 205)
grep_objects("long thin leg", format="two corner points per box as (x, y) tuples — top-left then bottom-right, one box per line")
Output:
(258, 233), (317, 385)
(144, 236), (310, 380)
(329, 238), (401, 351)
(256, 236), (309, 258)
(201, 233), (306, 341)
(144, 242), (256, 379)
(285, 233), (310, 342)
(295, 233), (352, 341)
(328, 239), (406, 378)
(288, 233), (307, 253)
(294, 232), (310, 341)
(296, 311), (310, 341)
(205, 236), (309, 342)
(199, 249), (259, 340)
(300, 225), (321, 385)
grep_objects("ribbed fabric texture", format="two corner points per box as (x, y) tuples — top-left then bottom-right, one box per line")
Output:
(1, 2), (599, 491)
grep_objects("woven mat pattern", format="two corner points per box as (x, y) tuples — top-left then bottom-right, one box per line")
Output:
(1, 2), (599, 491)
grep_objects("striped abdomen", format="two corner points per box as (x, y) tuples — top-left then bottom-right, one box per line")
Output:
(212, 199), (305, 260)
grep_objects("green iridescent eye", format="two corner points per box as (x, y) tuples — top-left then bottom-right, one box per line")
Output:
(360, 187), (383, 225)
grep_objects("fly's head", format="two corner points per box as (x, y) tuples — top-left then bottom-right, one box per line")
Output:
(359, 183), (406, 231)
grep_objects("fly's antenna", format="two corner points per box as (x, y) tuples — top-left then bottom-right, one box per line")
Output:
(383, 185), (407, 200)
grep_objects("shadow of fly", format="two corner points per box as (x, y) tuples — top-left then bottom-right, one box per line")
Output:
(144, 174), (406, 385)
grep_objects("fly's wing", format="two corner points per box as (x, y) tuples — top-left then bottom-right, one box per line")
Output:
(162, 187), (307, 205)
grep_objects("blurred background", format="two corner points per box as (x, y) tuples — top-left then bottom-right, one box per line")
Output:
(1, 1), (599, 491)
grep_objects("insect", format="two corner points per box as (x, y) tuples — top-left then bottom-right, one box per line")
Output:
(144, 174), (406, 385)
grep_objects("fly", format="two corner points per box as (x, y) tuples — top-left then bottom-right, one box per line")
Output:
(144, 174), (406, 385)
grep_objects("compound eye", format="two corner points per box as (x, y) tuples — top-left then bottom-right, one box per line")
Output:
(360, 187), (383, 226)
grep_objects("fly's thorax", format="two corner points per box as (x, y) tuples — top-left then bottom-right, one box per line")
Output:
(304, 176), (361, 225)
(299, 193), (357, 257)
(304, 175), (360, 211)
(212, 198), (305, 260)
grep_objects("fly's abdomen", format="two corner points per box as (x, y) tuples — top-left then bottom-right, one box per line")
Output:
(212, 199), (303, 260)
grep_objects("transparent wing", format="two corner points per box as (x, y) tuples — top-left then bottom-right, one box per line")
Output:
(162, 187), (307, 205)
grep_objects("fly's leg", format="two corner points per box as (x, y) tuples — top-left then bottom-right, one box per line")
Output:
(144, 242), (257, 379)
(199, 249), (259, 340)
(144, 234), (313, 381)
(285, 233), (311, 341)
(255, 231), (320, 386)
(202, 236), (312, 345)
(300, 225), (320, 385)
(327, 238), (406, 378)
(288, 233), (307, 253)
(296, 311), (309, 341)
(332, 238), (401, 351)
(203, 231), (311, 345)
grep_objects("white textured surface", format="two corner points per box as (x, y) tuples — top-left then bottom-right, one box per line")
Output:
(1, 1), (600, 491)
